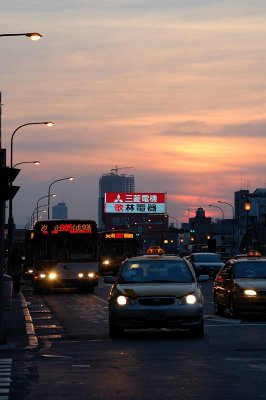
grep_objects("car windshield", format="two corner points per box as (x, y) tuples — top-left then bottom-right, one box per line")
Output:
(234, 261), (266, 279)
(193, 254), (221, 262)
(120, 260), (194, 283)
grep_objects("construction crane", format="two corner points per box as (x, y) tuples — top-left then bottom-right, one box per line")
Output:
(110, 166), (133, 174)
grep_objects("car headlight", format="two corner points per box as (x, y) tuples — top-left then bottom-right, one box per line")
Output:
(88, 272), (95, 278)
(244, 289), (257, 296)
(103, 260), (110, 265)
(49, 272), (57, 280)
(116, 295), (133, 305)
(179, 294), (197, 305)
(78, 273), (84, 278)
(39, 273), (46, 279)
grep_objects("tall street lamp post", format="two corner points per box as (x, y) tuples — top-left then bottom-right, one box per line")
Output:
(8, 122), (54, 251)
(168, 215), (178, 228)
(0, 32), (43, 345)
(209, 204), (224, 235)
(30, 205), (48, 229)
(218, 200), (235, 253)
(244, 199), (251, 251)
(36, 194), (56, 221)
(47, 177), (74, 219)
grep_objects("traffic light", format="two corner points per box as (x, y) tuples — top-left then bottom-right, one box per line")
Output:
(0, 166), (20, 200)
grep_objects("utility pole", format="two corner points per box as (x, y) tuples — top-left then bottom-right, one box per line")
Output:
(0, 92), (6, 343)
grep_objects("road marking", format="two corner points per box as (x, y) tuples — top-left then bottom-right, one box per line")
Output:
(90, 294), (108, 305)
(0, 359), (12, 400)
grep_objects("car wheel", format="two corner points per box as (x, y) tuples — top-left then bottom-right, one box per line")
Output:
(190, 321), (204, 338)
(228, 297), (240, 318)
(109, 321), (124, 339)
(213, 294), (225, 316)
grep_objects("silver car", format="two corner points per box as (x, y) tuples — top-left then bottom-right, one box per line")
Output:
(187, 252), (224, 277)
(105, 255), (208, 338)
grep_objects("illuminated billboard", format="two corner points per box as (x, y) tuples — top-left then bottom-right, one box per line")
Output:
(104, 193), (166, 214)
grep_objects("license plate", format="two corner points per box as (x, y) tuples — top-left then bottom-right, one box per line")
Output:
(146, 311), (166, 321)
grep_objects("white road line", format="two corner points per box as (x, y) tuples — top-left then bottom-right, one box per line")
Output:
(90, 294), (108, 305)
(0, 359), (12, 400)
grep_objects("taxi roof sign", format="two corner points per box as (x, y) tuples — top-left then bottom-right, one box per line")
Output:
(146, 246), (164, 255)
(247, 250), (261, 257)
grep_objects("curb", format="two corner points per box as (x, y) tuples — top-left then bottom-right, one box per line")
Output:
(20, 293), (38, 349)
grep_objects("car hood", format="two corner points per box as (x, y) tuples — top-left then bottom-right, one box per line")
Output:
(114, 283), (198, 298)
(236, 279), (266, 290)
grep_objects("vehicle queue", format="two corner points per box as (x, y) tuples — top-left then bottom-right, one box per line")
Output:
(23, 224), (266, 340)
(102, 246), (266, 339)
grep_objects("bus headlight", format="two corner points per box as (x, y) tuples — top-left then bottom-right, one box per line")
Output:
(49, 272), (57, 280)
(244, 289), (257, 296)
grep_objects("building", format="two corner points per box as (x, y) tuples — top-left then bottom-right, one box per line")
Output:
(235, 188), (266, 253)
(52, 202), (68, 219)
(98, 170), (135, 229)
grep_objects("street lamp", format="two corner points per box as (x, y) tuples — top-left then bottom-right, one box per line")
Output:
(10, 122), (54, 167)
(36, 194), (56, 221)
(0, 33), (43, 344)
(30, 206), (48, 229)
(0, 33), (42, 41)
(244, 199), (251, 251)
(168, 215), (178, 228)
(47, 177), (74, 219)
(218, 200), (235, 252)
(13, 161), (40, 168)
(209, 204), (224, 234)
(8, 122), (54, 250)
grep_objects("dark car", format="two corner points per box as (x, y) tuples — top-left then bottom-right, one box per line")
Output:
(187, 252), (224, 277)
(104, 255), (208, 338)
(213, 252), (266, 317)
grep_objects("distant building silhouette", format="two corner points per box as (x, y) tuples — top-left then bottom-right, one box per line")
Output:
(98, 171), (135, 229)
(52, 202), (68, 219)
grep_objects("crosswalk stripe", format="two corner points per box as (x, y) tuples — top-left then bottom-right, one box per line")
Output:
(0, 359), (13, 400)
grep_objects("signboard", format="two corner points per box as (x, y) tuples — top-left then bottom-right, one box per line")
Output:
(36, 222), (93, 235)
(103, 232), (135, 239)
(104, 193), (166, 214)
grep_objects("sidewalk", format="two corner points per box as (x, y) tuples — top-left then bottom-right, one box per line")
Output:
(0, 288), (37, 350)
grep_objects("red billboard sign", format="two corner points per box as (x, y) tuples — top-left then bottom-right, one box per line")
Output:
(104, 193), (166, 214)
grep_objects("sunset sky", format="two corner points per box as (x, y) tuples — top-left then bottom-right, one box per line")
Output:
(1, 0), (266, 227)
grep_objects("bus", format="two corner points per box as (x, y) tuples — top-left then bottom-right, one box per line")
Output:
(28, 220), (99, 293)
(99, 230), (139, 275)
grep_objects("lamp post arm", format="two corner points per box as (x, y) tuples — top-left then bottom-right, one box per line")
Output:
(47, 177), (73, 219)
(10, 122), (52, 167)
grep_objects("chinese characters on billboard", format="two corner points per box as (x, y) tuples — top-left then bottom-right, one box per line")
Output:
(104, 193), (166, 214)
